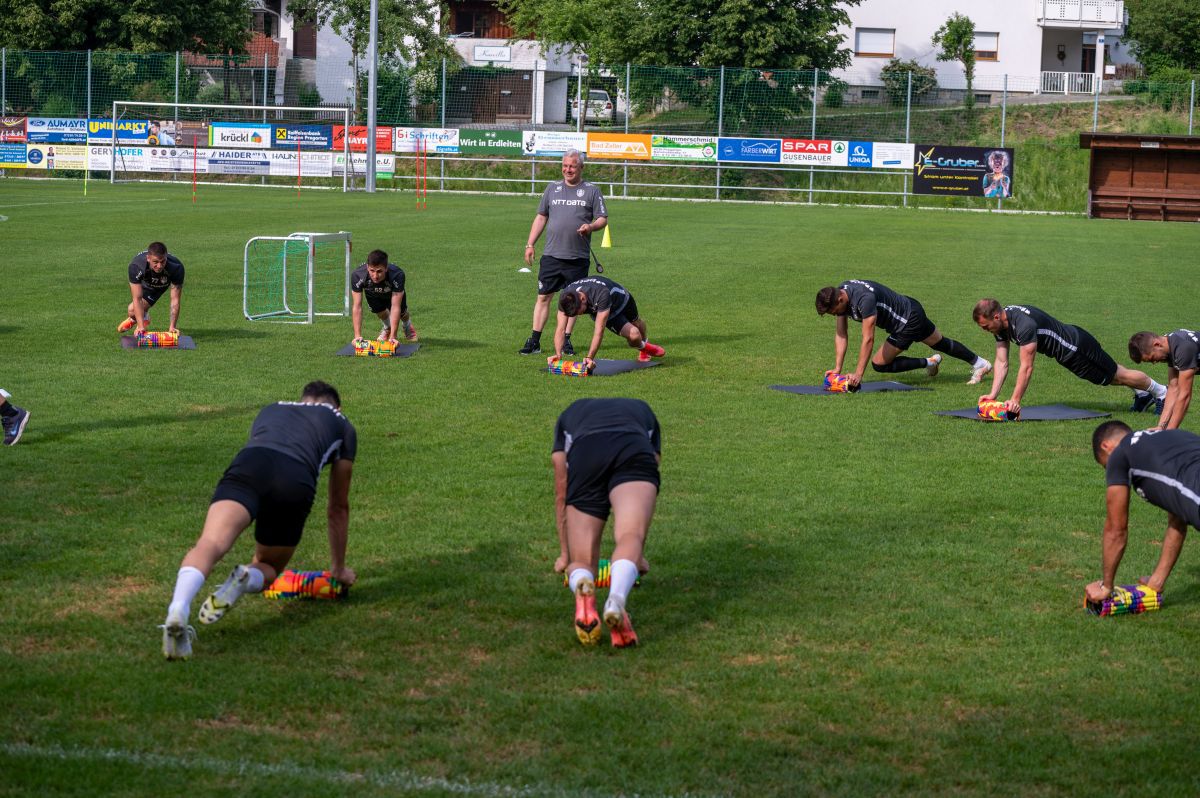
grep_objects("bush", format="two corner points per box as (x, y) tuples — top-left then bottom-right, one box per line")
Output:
(1146, 66), (1195, 110)
(822, 78), (847, 108)
(879, 59), (938, 105)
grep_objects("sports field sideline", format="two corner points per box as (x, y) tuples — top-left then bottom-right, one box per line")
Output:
(2, 179), (1199, 796)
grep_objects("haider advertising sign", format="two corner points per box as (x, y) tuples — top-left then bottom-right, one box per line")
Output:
(208, 123), (271, 149)
(0, 117), (28, 143)
(913, 145), (1014, 197)
(26, 117), (87, 144)
(717, 137), (781, 164)
(208, 149), (271, 175)
(458, 129), (523, 156)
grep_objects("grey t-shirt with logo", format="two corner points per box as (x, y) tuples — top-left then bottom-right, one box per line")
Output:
(1167, 329), (1200, 372)
(537, 180), (607, 260)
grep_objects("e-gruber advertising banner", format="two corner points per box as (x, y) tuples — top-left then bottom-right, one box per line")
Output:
(26, 144), (87, 169)
(913, 145), (1014, 198)
(26, 117), (87, 143)
(458, 129), (523, 156)
(650, 135), (717, 162)
(1, 117), (28, 142)
(586, 133), (652, 160)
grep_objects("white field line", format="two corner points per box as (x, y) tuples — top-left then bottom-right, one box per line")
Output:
(0, 198), (169, 209)
(0, 742), (709, 798)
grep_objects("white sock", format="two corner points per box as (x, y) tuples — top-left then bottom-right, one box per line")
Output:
(1149, 380), (1167, 400)
(568, 568), (594, 593)
(609, 559), (639, 606)
(0, 388), (10, 400)
(973, 356), (988, 369)
(167, 566), (206, 620)
(637, 340), (646, 350)
(244, 566), (266, 593)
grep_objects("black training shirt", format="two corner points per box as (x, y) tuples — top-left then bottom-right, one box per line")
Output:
(563, 276), (630, 318)
(128, 251), (185, 293)
(351, 264), (405, 301)
(552, 398), (661, 456)
(1167, 329), (1200, 373)
(996, 304), (1082, 363)
(839, 280), (915, 335)
(1106, 428), (1200, 530)
(245, 402), (357, 486)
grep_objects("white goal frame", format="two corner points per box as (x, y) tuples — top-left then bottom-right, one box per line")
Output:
(110, 100), (351, 192)
(243, 231), (352, 324)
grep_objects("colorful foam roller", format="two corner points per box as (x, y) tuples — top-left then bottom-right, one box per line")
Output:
(135, 331), (179, 348)
(563, 559), (612, 588)
(262, 569), (348, 600)
(355, 340), (396, 357)
(1086, 584), (1162, 616)
(978, 399), (1016, 421)
(549, 359), (593, 377)
(823, 370), (856, 393)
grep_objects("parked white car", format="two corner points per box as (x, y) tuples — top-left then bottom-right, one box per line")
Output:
(571, 89), (614, 123)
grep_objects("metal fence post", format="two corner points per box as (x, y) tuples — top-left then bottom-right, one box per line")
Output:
(87, 49), (92, 123)
(903, 70), (911, 207)
(808, 67), (818, 204)
(440, 57), (446, 190)
(2, 48), (6, 114)
(1092, 79), (1100, 132)
(623, 62), (630, 197)
(1190, 80), (1196, 135)
(575, 59), (582, 133)
(174, 52), (180, 118)
(999, 74), (1007, 211)
(716, 65), (724, 200)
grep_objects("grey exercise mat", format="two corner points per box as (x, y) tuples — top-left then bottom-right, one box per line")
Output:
(120, 335), (196, 350)
(547, 358), (661, 376)
(934, 404), (1111, 421)
(771, 381), (931, 395)
(336, 342), (420, 357)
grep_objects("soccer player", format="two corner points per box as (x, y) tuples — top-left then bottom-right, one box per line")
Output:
(1128, 329), (1200, 429)
(350, 249), (418, 344)
(548, 275), (664, 371)
(520, 149), (607, 357)
(553, 398), (661, 648)
(815, 280), (991, 388)
(1086, 421), (1200, 604)
(973, 299), (1165, 416)
(0, 388), (30, 446)
(159, 381), (357, 660)
(118, 242), (184, 335)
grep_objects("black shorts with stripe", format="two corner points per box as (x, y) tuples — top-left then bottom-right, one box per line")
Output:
(884, 298), (936, 351)
(605, 294), (640, 336)
(1058, 327), (1118, 385)
(566, 432), (660, 520)
(210, 447), (317, 547)
(366, 292), (408, 315)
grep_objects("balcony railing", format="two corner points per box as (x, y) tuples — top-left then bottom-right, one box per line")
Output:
(1041, 71), (1097, 94)
(1039, 0), (1124, 26)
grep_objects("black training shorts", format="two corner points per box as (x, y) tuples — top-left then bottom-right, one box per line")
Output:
(538, 255), (589, 295)
(605, 294), (639, 336)
(365, 292), (407, 316)
(565, 432), (660, 520)
(210, 446), (317, 547)
(1059, 327), (1118, 386)
(141, 289), (166, 308)
(884, 298), (936, 351)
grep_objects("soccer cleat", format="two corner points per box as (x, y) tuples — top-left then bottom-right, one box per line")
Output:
(403, 323), (419, 342)
(117, 317), (136, 333)
(603, 596), (638, 648)
(3, 407), (29, 446)
(925, 353), (942, 377)
(377, 323), (390, 342)
(967, 359), (992, 385)
(1130, 391), (1157, 413)
(1156, 396), (1165, 415)
(160, 613), (197, 661)
(561, 337), (575, 356)
(198, 565), (250, 625)
(518, 337), (541, 355)
(638, 342), (665, 362)
(574, 578), (601, 646)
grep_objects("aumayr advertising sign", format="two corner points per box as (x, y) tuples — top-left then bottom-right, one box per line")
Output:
(272, 124), (333, 150)
(26, 117), (87, 143)
(393, 127), (457, 153)
(716, 137), (781, 164)
(521, 131), (587, 158)
(88, 119), (149, 143)
(458, 129), (523, 156)
(26, 144), (87, 169)
(913, 145), (1014, 197)
(780, 139), (847, 166)
(586, 133), (652, 160)
(208, 123), (272, 149)
(650, 135), (716, 162)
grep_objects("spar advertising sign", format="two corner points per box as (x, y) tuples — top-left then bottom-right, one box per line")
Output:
(521, 130), (587, 158)
(392, 127), (457, 153)
(913, 145), (1014, 197)
(650, 135), (716, 162)
(26, 117), (87, 143)
(88, 119), (149, 143)
(717, 137), (781, 164)
(335, 125), (396, 153)
(208, 123), (271, 149)
(26, 144), (88, 169)
(458, 129), (523, 155)
(272, 124), (333, 150)
(780, 139), (847, 166)
(586, 133), (652, 160)
(0, 117), (28, 142)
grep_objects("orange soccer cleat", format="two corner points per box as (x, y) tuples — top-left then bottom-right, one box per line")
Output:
(574, 578), (601, 645)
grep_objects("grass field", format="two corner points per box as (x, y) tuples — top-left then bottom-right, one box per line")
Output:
(3, 179), (1200, 797)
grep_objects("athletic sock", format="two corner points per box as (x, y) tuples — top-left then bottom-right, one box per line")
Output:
(609, 559), (639, 606)
(530, 330), (542, 345)
(930, 336), (979, 365)
(637, 340), (647, 350)
(167, 566), (206, 621)
(1149, 379), (1167, 400)
(872, 356), (926, 373)
(568, 568), (594, 593)
(973, 356), (989, 369)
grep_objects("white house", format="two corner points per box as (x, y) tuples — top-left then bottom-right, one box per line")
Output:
(836, 0), (1133, 96)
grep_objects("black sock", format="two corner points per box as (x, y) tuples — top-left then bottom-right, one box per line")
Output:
(0, 401), (15, 419)
(930, 336), (979, 365)
(530, 330), (541, 345)
(872, 357), (927, 373)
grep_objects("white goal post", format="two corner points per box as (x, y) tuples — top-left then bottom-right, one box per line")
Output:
(244, 231), (352, 324)
(109, 100), (351, 192)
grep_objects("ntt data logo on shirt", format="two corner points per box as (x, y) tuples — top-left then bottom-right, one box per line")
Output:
(717, 137), (781, 164)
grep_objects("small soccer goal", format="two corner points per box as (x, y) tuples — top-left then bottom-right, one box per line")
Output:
(244, 231), (351, 323)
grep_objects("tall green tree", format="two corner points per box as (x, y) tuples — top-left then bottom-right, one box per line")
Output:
(0, 0), (252, 53)
(932, 12), (976, 110)
(1125, 0), (1200, 73)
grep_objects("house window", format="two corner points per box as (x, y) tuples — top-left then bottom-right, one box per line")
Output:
(974, 32), (999, 61)
(854, 28), (895, 58)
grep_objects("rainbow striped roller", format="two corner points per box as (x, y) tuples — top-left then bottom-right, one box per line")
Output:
(1085, 583), (1162, 617)
(355, 339), (396, 357)
(135, 331), (179, 348)
(563, 559), (612, 588)
(823, 370), (856, 393)
(977, 399), (1015, 421)
(549, 359), (592, 377)
(262, 569), (348, 600)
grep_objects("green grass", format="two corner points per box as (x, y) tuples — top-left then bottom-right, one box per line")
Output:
(3, 180), (1200, 797)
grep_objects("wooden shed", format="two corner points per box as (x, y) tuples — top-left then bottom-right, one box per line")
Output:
(1079, 133), (1200, 222)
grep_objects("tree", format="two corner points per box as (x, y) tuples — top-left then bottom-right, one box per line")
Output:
(879, 58), (937, 106)
(932, 12), (976, 110)
(1125, 0), (1200, 73)
(0, 0), (252, 53)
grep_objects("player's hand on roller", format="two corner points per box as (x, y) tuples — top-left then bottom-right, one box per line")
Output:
(547, 354), (560, 367)
(978, 394), (994, 405)
(1004, 399), (1022, 415)
(583, 357), (596, 372)
(353, 336), (367, 346)
(554, 553), (567, 573)
(168, 326), (180, 336)
(847, 373), (862, 388)
(388, 337), (400, 346)
(1085, 580), (1111, 602)
(332, 565), (357, 586)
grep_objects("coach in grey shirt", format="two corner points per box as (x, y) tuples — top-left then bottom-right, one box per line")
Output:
(519, 149), (608, 356)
